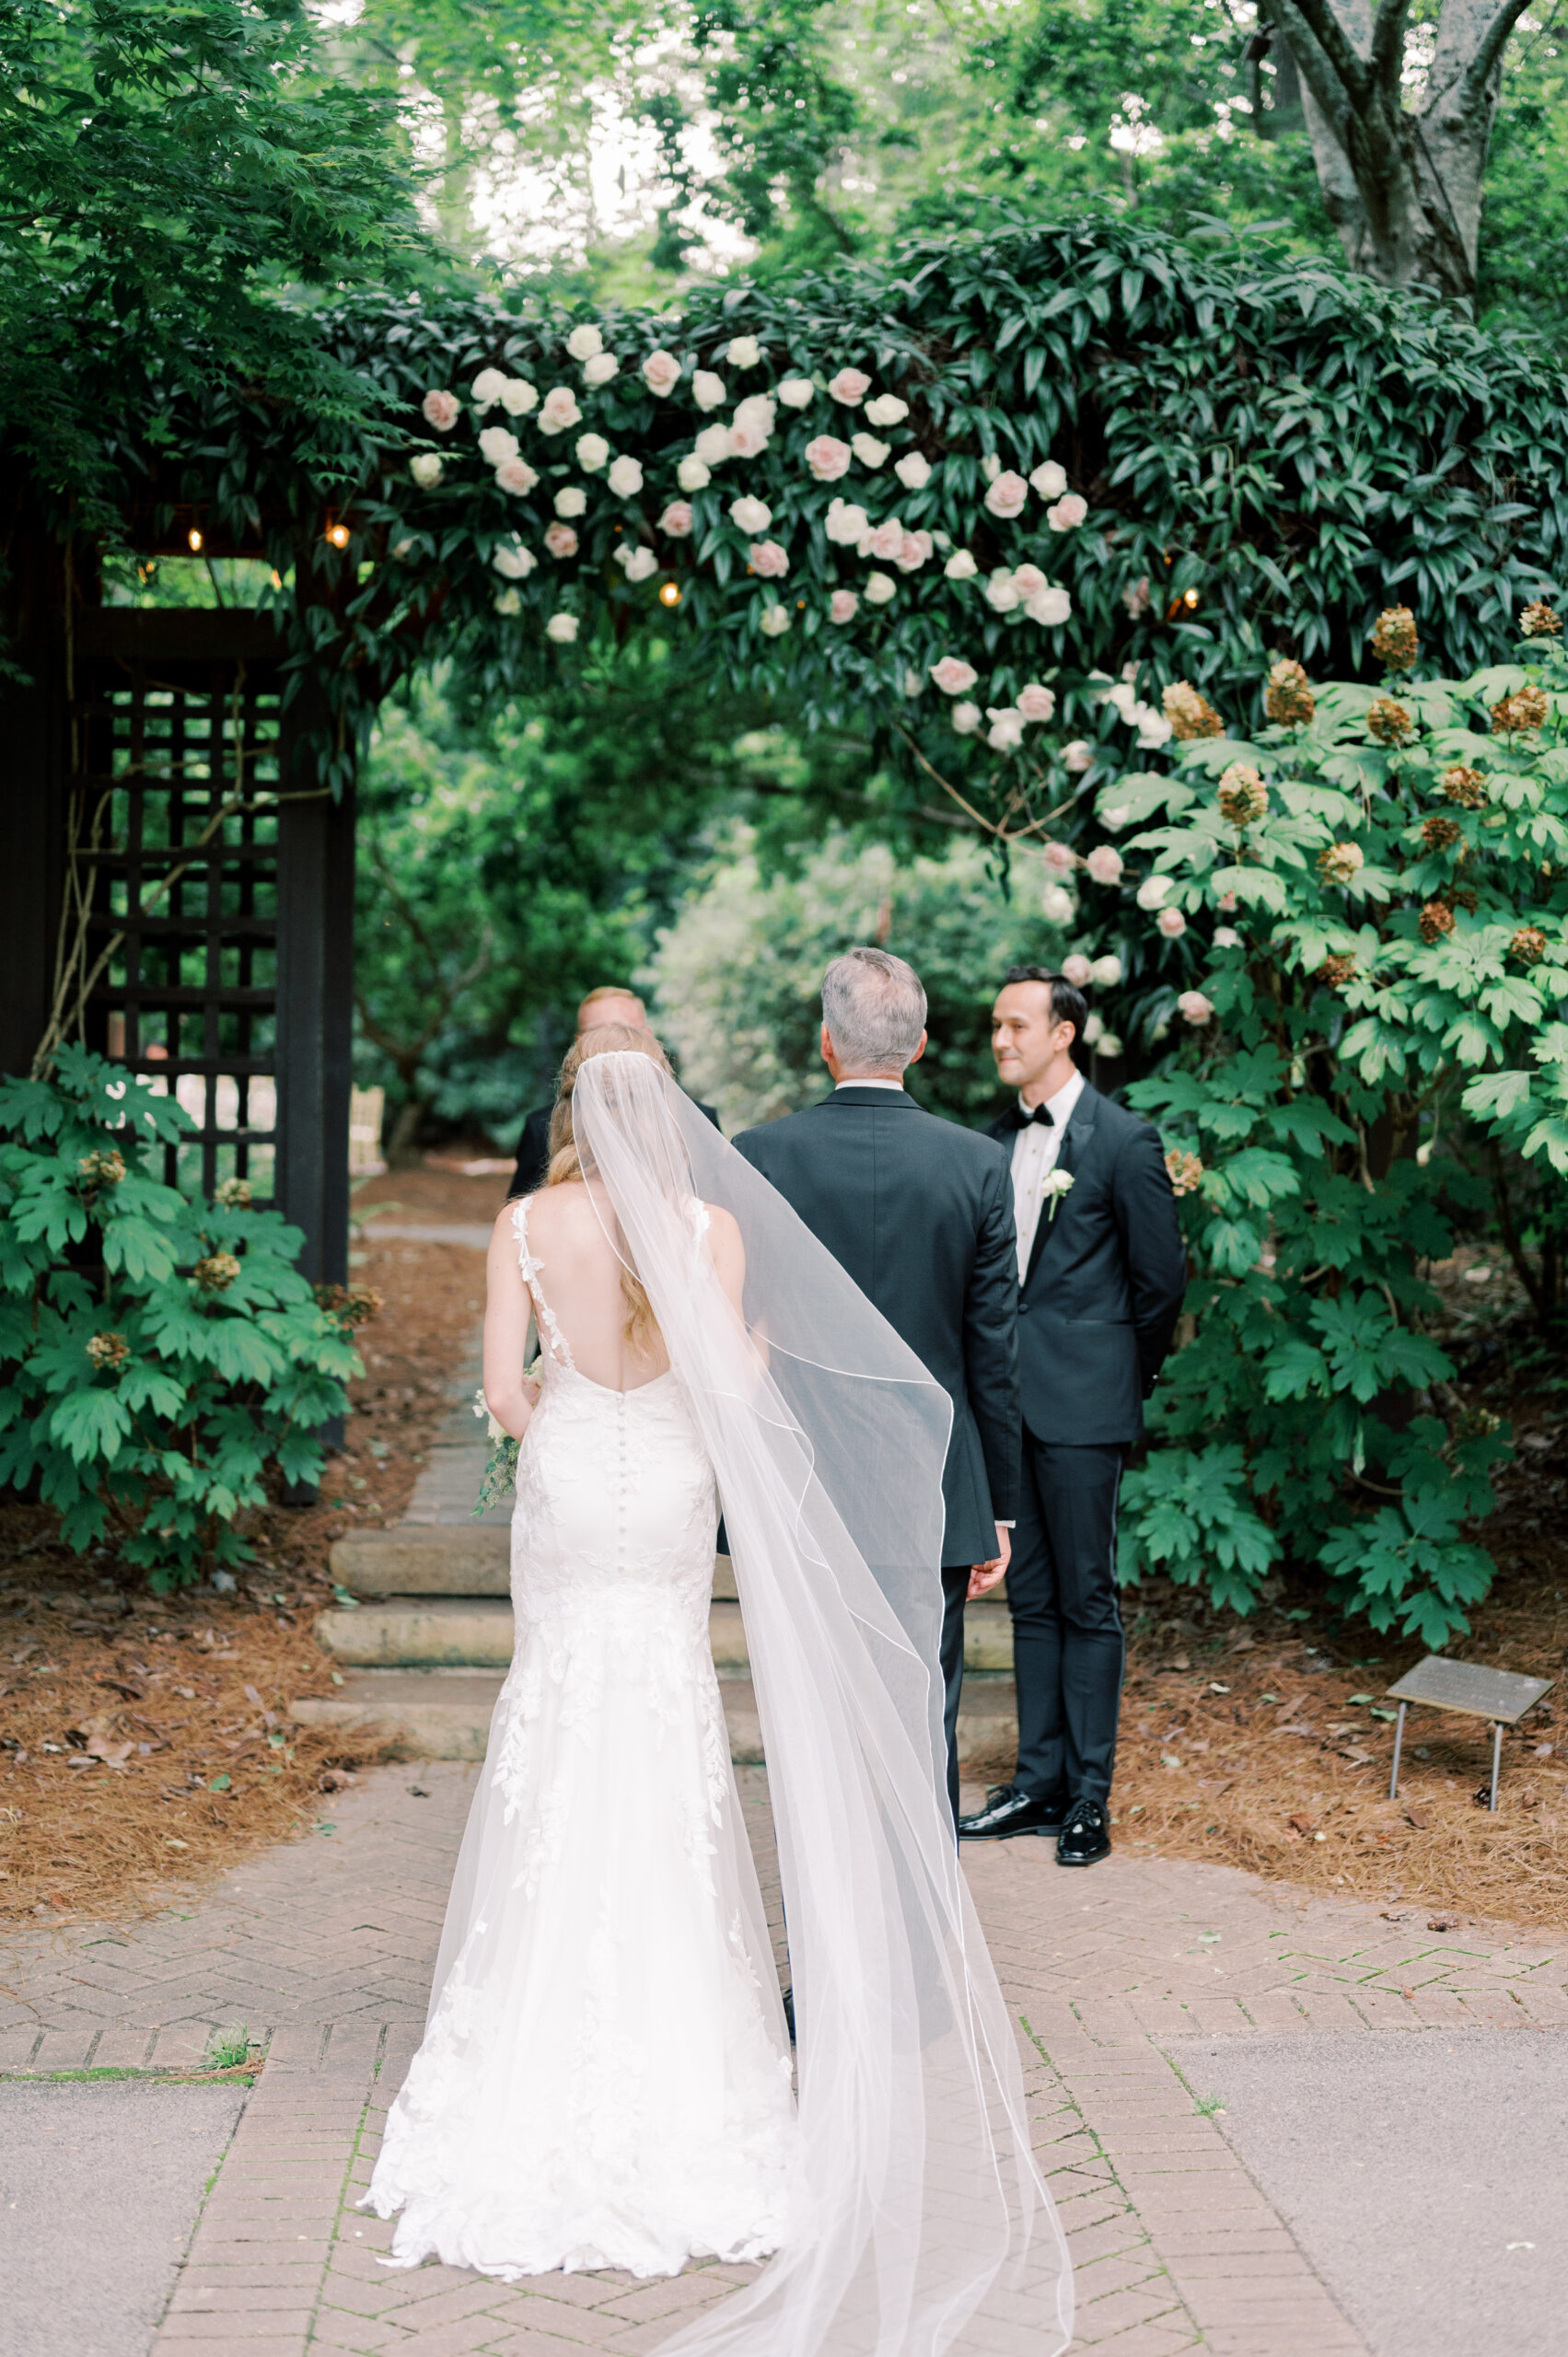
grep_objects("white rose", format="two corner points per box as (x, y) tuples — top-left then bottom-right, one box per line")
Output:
(1098, 1032), (1124, 1059)
(951, 702), (981, 735)
(894, 451), (932, 491)
(1157, 906), (1188, 940)
(981, 453), (1002, 482)
(945, 550), (979, 581)
(608, 454), (644, 497)
(694, 422), (731, 467)
(1026, 586), (1073, 626)
(478, 424), (520, 468)
(410, 453), (443, 488)
(1089, 954), (1122, 987)
(677, 456), (711, 492)
(499, 377), (539, 415)
(538, 387), (582, 435)
(1135, 706), (1175, 749)
(1083, 1012), (1104, 1046)
(726, 335), (762, 368)
(851, 433), (890, 468)
(902, 668), (923, 697)
(1047, 493), (1088, 532)
(1135, 875), (1172, 910)
(777, 377), (816, 408)
(1062, 954), (1093, 987)
(1213, 927), (1242, 949)
(1100, 803), (1130, 827)
(1017, 682), (1056, 722)
(864, 572), (896, 605)
(824, 498), (871, 547)
(760, 603), (791, 636)
(566, 323), (603, 361)
(575, 432), (610, 471)
(493, 540), (536, 579)
(617, 544), (658, 583)
(988, 705), (1028, 750)
(546, 611), (580, 642)
(865, 394), (910, 426)
(692, 369), (726, 412)
(730, 494), (772, 534)
(1063, 740), (1095, 772)
(642, 349), (681, 396)
(1029, 459), (1067, 500)
(493, 586), (522, 616)
(1013, 563), (1047, 598)
(471, 366), (507, 411)
(734, 392), (776, 435)
(583, 351), (620, 388)
(1040, 884), (1075, 923)
(985, 571), (1021, 613)
(553, 485), (587, 518)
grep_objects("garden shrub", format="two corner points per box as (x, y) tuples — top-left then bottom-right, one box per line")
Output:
(1059, 608), (1568, 1643)
(0, 1049), (361, 1588)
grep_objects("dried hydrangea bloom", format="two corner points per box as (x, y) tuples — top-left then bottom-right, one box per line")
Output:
(1520, 602), (1562, 638)
(194, 1252), (242, 1292)
(1366, 695), (1415, 746)
(1512, 926), (1549, 965)
(1491, 682), (1550, 734)
(1164, 1149), (1205, 1196)
(1441, 764), (1486, 807)
(1216, 761), (1268, 827)
(76, 1148), (126, 1188)
(1318, 842), (1365, 884)
(1316, 953), (1357, 990)
(215, 1176), (252, 1207)
(1162, 679), (1225, 740)
(1419, 900), (1457, 944)
(1422, 814), (1462, 852)
(85, 1330), (130, 1371)
(1371, 605), (1418, 670)
(1265, 658), (1315, 727)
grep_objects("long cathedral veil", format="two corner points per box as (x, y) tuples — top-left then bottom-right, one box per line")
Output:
(573, 1053), (1073, 2357)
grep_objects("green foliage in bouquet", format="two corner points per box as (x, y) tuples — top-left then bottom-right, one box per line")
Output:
(1086, 610), (1568, 1643)
(0, 1049), (362, 1588)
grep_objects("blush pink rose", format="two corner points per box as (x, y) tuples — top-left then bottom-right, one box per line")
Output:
(896, 529), (934, 572)
(1047, 493), (1088, 531)
(1156, 905), (1188, 939)
(422, 389), (459, 432)
(494, 459), (539, 495)
(1012, 563), (1048, 598)
(727, 420), (770, 459)
(749, 540), (789, 578)
(830, 590), (859, 623)
(1061, 954), (1093, 988)
(1216, 890), (1237, 913)
(827, 366), (872, 404)
(1042, 842), (1075, 876)
(1085, 845), (1124, 886)
(1017, 682), (1056, 722)
(544, 521), (578, 558)
(641, 348), (681, 396)
(868, 517), (904, 561)
(658, 501), (694, 538)
(1178, 991), (1214, 1024)
(929, 656), (979, 695)
(805, 435), (852, 482)
(984, 470), (1028, 520)
(538, 386), (583, 435)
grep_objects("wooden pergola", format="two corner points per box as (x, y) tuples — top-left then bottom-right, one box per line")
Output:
(0, 486), (355, 1289)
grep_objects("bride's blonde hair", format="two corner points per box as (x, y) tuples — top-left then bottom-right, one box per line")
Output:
(546, 1024), (672, 1359)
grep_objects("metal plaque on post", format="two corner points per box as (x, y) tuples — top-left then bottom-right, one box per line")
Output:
(1386, 1655), (1554, 1812)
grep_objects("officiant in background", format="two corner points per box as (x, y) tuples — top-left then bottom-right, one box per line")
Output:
(958, 966), (1185, 1868)
(506, 986), (720, 1197)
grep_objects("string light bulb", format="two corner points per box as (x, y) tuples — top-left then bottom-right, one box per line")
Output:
(658, 581), (680, 607)
(1182, 587), (1200, 608)
(325, 519), (351, 550)
(187, 527), (203, 553)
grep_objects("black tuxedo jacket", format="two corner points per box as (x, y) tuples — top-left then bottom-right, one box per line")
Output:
(989, 1081), (1186, 1446)
(734, 1087), (1020, 1566)
(507, 1096), (721, 1200)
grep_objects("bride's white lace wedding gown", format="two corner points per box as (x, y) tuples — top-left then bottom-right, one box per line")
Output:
(364, 1196), (798, 2281)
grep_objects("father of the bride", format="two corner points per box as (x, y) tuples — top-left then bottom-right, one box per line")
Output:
(958, 965), (1185, 1867)
(734, 947), (1020, 1827)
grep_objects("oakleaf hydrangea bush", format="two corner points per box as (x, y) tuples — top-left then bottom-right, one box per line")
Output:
(1053, 608), (1568, 1644)
(0, 1050), (362, 1589)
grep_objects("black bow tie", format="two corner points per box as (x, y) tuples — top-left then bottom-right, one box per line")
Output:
(1007, 1103), (1054, 1132)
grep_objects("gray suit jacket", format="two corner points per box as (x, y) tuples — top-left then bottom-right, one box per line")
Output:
(734, 1087), (1020, 1566)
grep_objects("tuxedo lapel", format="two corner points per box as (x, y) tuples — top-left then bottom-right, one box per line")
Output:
(1023, 1083), (1098, 1289)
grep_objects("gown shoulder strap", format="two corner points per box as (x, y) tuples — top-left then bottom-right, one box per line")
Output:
(510, 1198), (575, 1371)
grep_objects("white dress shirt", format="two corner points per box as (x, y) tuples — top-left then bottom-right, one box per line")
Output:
(834, 1076), (905, 1091)
(1009, 1068), (1085, 1283)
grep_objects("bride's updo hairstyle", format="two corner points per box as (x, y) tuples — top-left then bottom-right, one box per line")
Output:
(546, 1023), (673, 1357)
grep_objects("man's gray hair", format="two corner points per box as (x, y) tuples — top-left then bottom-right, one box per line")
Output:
(821, 947), (928, 1074)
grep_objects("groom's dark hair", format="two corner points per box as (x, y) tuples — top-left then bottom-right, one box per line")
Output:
(1000, 965), (1087, 1051)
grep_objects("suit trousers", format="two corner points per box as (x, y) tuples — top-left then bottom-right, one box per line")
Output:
(938, 1566), (971, 1832)
(1008, 1437), (1125, 1805)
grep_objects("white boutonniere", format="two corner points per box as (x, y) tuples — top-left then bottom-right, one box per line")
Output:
(1042, 1167), (1074, 1223)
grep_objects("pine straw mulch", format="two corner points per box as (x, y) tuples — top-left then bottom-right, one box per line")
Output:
(0, 1157), (507, 1927)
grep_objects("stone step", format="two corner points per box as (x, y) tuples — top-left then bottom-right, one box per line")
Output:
(330, 1527), (741, 1598)
(313, 1593), (1016, 1674)
(291, 1669), (1019, 1767)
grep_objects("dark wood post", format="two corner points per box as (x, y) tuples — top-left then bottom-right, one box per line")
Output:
(274, 718), (356, 1290)
(0, 505), (68, 1078)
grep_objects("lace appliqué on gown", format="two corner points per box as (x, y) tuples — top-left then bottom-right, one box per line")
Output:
(363, 1196), (797, 2282)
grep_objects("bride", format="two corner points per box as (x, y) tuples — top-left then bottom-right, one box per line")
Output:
(364, 1026), (1072, 2354)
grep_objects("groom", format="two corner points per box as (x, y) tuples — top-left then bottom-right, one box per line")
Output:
(734, 947), (1020, 1827)
(958, 965), (1185, 1866)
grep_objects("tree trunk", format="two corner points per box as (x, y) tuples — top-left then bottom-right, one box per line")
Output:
(386, 1096), (426, 1169)
(1268, 0), (1532, 304)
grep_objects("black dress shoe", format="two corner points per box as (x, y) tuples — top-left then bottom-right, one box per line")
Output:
(957, 1783), (1068, 1840)
(1056, 1796), (1111, 1867)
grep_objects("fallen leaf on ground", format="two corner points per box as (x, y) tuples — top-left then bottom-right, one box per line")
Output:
(1402, 1805), (1430, 1829)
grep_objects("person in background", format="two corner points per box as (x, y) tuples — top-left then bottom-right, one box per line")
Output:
(733, 947), (1020, 1829)
(507, 988), (719, 1197)
(957, 966), (1185, 1868)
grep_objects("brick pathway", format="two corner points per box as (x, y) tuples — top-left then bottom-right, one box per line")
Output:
(1, 1766), (1562, 2355)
